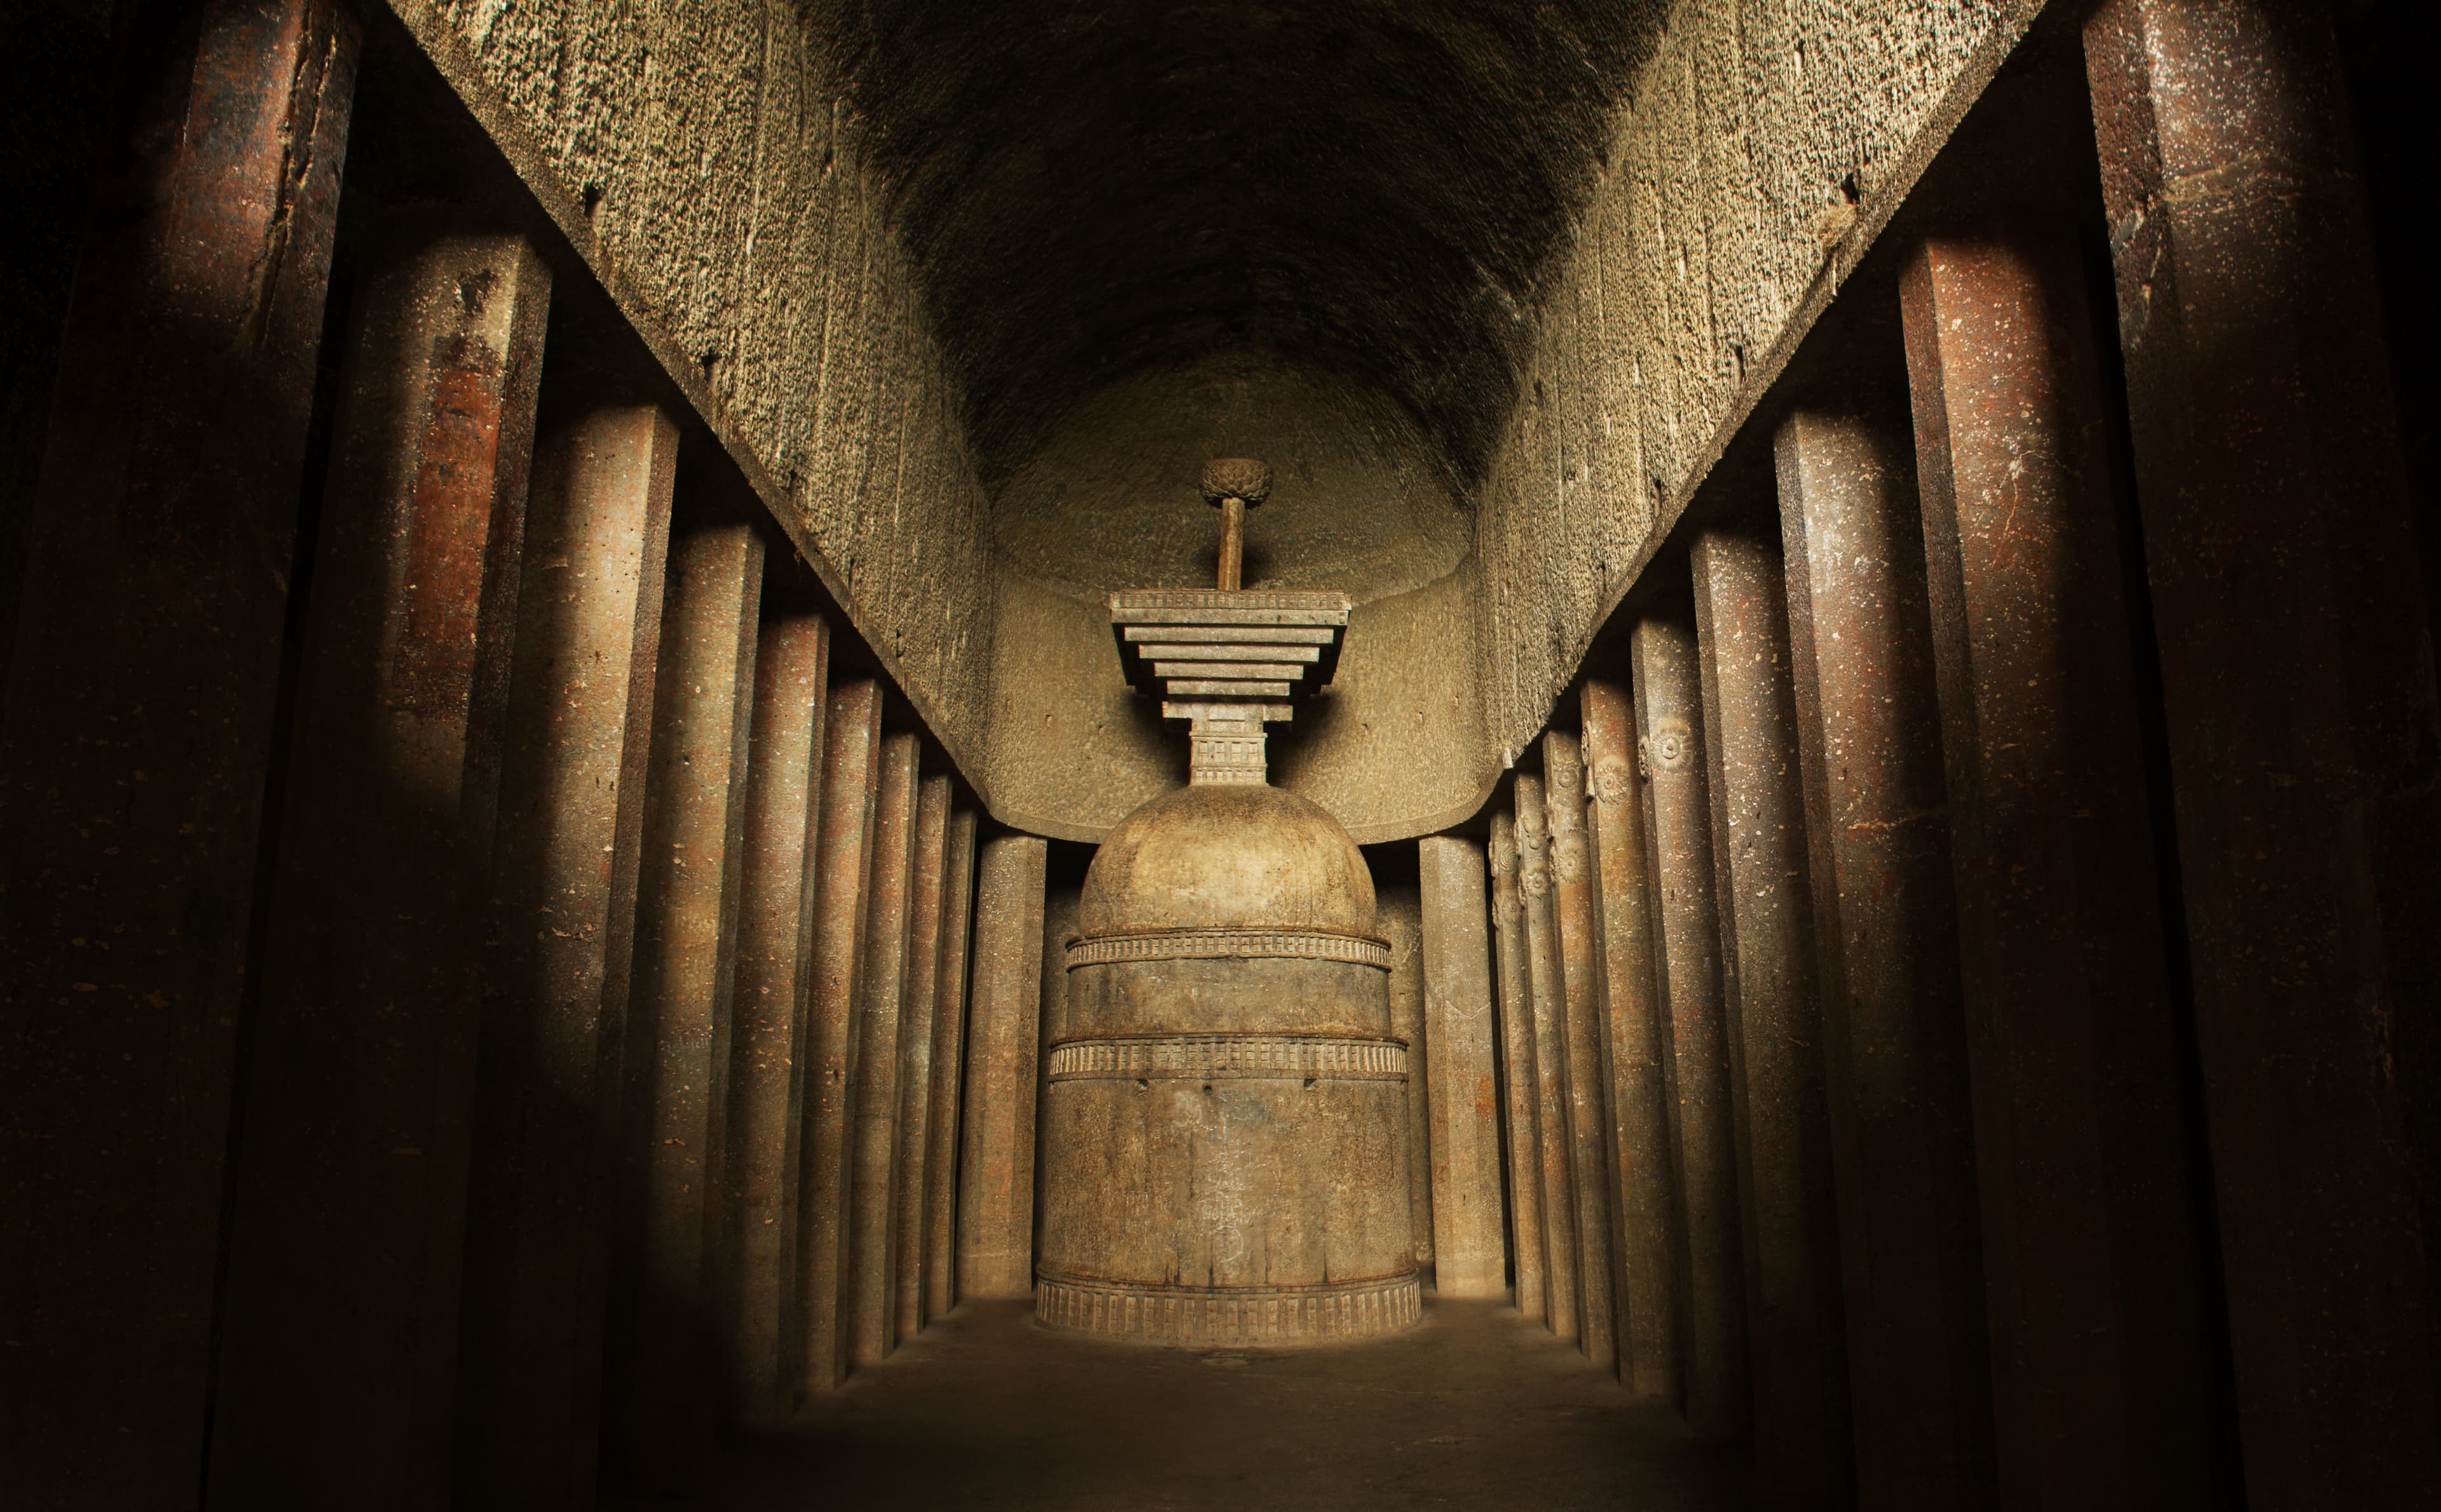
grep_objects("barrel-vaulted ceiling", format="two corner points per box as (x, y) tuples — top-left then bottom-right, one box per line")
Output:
(838, 0), (1660, 484)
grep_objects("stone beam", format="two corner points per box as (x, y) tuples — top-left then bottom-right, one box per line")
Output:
(1631, 614), (1751, 1443)
(924, 809), (981, 1317)
(1901, 223), (2217, 1507)
(1777, 405), (1996, 1506)
(958, 833), (1050, 1298)
(1417, 835), (1508, 1300)
(209, 226), (547, 1509)
(800, 678), (884, 1390)
(605, 519), (765, 1487)
(458, 402), (678, 1508)
(1486, 814), (1550, 1321)
(1690, 530), (1852, 1499)
(1514, 775), (1583, 1343)
(1581, 679), (1683, 1401)
(718, 613), (831, 1423)
(1544, 732), (1622, 1370)
(894, 775), (954, 1337)
(0, 1), (355, 1498)
(2085, 1), (2441, 1498)
(849, 734), (922, 1366)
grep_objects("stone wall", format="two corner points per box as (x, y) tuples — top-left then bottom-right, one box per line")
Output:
(1471, 0), (2046, 760)
(393, 0), (997, 786)
(390, 0), (2047, 837)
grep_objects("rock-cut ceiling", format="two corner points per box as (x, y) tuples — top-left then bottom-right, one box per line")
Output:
(838, 1), (1660, 489)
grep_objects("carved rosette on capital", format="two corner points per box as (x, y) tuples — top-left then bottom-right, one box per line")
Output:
(1034, 461), (1418, 1347)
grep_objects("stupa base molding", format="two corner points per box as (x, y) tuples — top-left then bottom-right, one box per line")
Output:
(1034, 1271), (1423, 1347)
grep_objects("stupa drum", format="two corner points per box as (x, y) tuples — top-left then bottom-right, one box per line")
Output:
(1034, 461), (1421, 1345)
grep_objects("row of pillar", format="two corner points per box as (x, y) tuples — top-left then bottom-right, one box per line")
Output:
(0, 7), (1042, 1506)
(1412, 4), (2441, 1508)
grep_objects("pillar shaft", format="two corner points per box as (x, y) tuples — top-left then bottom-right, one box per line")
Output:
(1581, 679), (1683, 1400)
(1777, 405), (1997, 1508)
(1515, 775), (1582, 1340)
(1487, 815), (1550, 1320)
(1631, 614), (1751, 1442)
(208, 229), (549, 1509)
(0, 2), (355, 1499)
(1417, 835), (1508, 1299)
(456, 403), (677, 1509)
(1381, 880), (1438, 1276)
(1901, 225), (2216, 1508)
(924, 809), (980, 1317)
(604, 520), (764, 1483)
(957, 833), (1050, 1299)
(1543, 732), (1620, 1369)
(799, 678), (884, 1389)
(2085, 3), (2441, 1498)
(715, 614), (828, 1421)
(892, 773), (954, 1338)
(848, 734), (921, 1366)
(1690, 531), (1852, 1497)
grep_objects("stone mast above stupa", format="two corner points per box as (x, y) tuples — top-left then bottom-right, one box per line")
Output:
(1107, 458), (1352, 786)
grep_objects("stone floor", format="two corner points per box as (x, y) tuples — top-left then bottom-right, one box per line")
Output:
(645, 1298), (1763, 1511)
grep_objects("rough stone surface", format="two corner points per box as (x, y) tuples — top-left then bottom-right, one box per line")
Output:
(1777, 405), (1996, 1508)
(2085, 3), (2441, 1499)
(1514, 774), (1583, 1344)
(1543, 732), (1622, 1371)
(957, 834), (1050, 1300)
(393, 0), (995, 787)
(848, 734), (922, 1368)
(208, 227), (545, 1511)
(1688, 530), (1851, 1499)
(799, 679), (884, 1391)
(458, 403), (676, 1511)
(1901, 224), (2215, 1508)
(1631, 614), (1749, 1443)
(1473, 0), (2050, 772)
(1039, 779), (1416, 1347)
(1580, 678), (1683, 1401)
(1418, 836), (1509, 1301)
(893, 775), (954, 1338)
(382, 0), (2047, 847)
(718, 614), (830, 1424)
(1378, 877), (1437, 1271)
(1487, 814), (1550, 1323)
(605, 521), (763, 1487)
(0, 4), (355, 1501)
(923, 810), (980, 1318)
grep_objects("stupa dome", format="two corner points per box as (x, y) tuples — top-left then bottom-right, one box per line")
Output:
(1076, 783), (1375, 939)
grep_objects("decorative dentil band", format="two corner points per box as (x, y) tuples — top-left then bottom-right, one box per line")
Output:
(1036, 1270), (1423, 1345)
(1046, 1033), (1407, 1083)
(1064, 927), (1392, 971)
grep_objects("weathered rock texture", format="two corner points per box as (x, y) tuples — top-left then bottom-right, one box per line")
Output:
(1416, 836), (1508, 1301)
(800, 679), (884, 1391)
(957, 834), (1049, 1300)
(210, 226), (546, 1511)
(605, 519), (763, 1484)
(1580, 679), (1681, 1401)
(1900, 224), (2212, 1508)
(1037, 786), (1418, 1345)
(1688, 531), (1849, 1499)
(1487, 814), (1550, 1323)
(392, 0), (994, 788)
(458, 402), (676, 1510)
(2084, 3), (2441, 1501)
(0, 3), (355, 1501)
(718, 613), (830, 1423)
(378, 0), (2048, 847)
